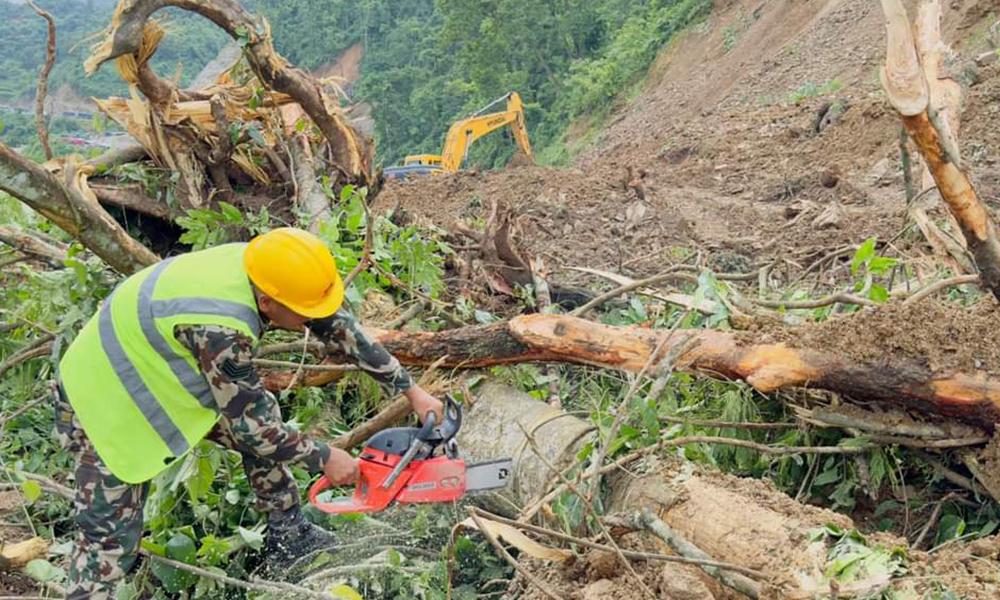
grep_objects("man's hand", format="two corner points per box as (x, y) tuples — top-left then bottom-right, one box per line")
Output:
(405, 385), (444, 424)
(323, 448), (359, 486)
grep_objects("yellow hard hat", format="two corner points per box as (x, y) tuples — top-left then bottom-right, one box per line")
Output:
(244, 228), (344, 319)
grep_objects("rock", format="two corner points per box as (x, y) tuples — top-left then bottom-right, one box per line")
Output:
(864, 158), (891, 187)
(657, 563), (715, 600)
(581, 579), (616, 600)
(820, 168), (840, 188)
(585, 551), (618, 582)
(811, 202), (844, 229)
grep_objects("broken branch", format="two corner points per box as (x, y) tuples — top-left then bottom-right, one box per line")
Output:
(26, 0), (55, 161)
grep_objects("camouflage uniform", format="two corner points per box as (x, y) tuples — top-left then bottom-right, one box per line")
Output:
(58, 308), (413, 600)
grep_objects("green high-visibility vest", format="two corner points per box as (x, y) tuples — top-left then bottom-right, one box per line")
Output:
(59, 243), (262, 483)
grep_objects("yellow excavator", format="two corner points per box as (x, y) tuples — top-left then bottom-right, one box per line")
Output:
(384, 92), (532, 180)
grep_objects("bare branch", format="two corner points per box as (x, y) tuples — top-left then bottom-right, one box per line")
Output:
(0, 224), (68, 267)
(26, 0), (56, 160)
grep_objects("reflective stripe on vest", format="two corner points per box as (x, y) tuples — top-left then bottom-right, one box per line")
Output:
(139, 258), (262, 412)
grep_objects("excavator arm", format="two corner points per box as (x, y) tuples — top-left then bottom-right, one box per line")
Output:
(439, 92), (532, 171)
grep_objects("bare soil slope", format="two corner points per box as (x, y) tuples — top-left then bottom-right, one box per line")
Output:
(377, 0), (1000, 288)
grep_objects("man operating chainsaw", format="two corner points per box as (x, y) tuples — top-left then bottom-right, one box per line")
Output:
(54, 227), (444, 600)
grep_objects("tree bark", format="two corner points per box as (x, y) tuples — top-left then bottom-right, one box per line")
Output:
(91, 183), (175, 220)
(85, 0), (372, 186)
(880, 0), (1000, 301)
(0, 224), (68, 267)
(262, 314), (1000, 430)
(0, 141), (159, 275)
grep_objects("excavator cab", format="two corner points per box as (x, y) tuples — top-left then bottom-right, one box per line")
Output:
(402, 154), (443, 167)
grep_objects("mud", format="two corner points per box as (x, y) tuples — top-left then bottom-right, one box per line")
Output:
(741, 296), (1000, 376)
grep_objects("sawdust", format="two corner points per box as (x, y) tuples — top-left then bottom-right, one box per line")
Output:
(742, 296), (1000, 376)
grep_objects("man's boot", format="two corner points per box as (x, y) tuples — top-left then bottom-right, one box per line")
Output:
(263, 504), (337, 574)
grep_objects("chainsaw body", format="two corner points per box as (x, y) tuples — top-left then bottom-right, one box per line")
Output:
(309, 396), (509, 514)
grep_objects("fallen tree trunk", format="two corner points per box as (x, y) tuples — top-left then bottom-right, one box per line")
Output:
(263, 314), (1000, 430)
(449, 383), (997, 600)
(881, 0), (1000, 301)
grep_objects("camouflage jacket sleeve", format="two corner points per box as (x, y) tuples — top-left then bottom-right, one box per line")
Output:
(308, 309), (414, 397)
(175, 324), (331, 474)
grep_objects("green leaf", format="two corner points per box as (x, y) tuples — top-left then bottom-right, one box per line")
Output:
(225, 489), (240, 505)
(869, 283), (889, 303)
(238, 526), (265, 550)
(219, 202), (243, 224)
(166, 533), (197, 564)
(340, 184), (356, 203)
(246, 127), (267, 148)
(329, 584), (364, 600)
(296, 118), (307, 132)
(22, 479), (42, 504)
(813, 466), (841, 487)
(937, 514), (965, 544)
(26, 559), (65, 583)
(851, 238), (876, 275)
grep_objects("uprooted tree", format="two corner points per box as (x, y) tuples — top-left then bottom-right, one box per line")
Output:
(1, 0), (374, 274)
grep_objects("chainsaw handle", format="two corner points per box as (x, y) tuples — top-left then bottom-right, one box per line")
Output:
(308, 474), (332, 507)
(439, 394), (462, 442)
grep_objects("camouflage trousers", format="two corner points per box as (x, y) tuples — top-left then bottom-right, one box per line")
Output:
(54, 387), (299, 600)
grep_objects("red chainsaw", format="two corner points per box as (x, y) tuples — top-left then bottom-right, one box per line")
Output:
(308, 395), (512, 514)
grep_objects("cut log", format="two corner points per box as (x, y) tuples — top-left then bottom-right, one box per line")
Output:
(453, 384), (873, 599)
(0, 537), (49, 570)
(262, 314), (1000, 430)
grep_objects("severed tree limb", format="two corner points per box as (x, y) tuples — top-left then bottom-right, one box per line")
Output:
(85, 0), (372, 185)
(262, 314), (1000, 430)
(0, 336), (54, 380)
(569, 266), (698, 317)
(902, 274), (979, 305)
(469, 507), (767, 579)
(83, 144), (148, 173)
(0, 141), (159, 274)
(91, 183), (174, 219)
(139, 551), (351, 600)
(291, 133), (333, 233)
(880, 0), (1000, 301)
(26, 0), (56, 161)
(755, 292), (876, 310)
(0, 224), (67, 267)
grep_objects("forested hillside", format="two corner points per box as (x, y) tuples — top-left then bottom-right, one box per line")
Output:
(1, 0), (711, 165)
(0, 0), (228, 104)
